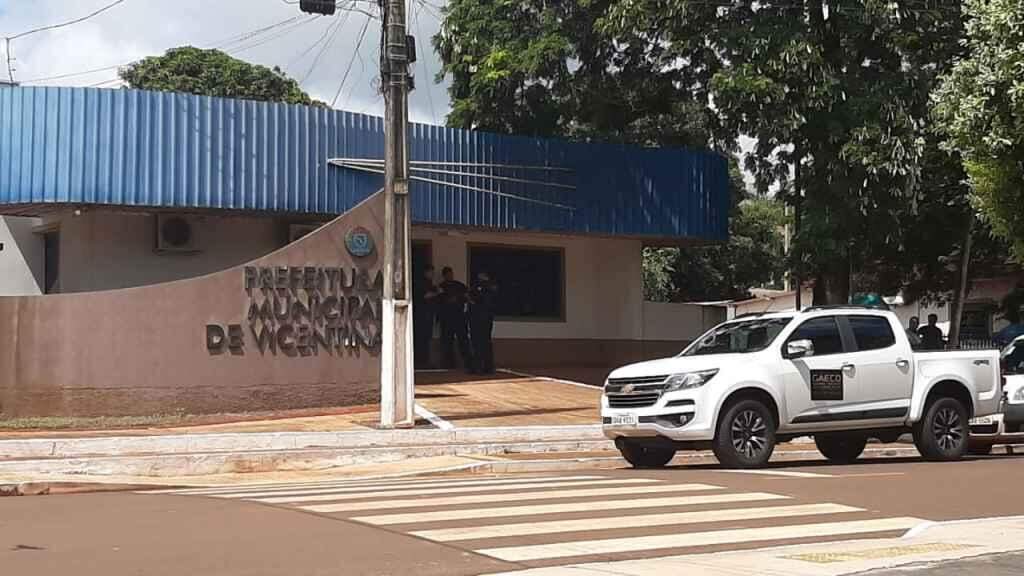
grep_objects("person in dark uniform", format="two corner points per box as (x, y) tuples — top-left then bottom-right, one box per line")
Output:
(438, 267), (471, 370)
(413, 265), (439, 369)
(468, 271), (498, 374)
(918, 314), (945, 350)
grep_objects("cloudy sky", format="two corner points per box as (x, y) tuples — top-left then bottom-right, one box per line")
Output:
(0, 0), (450, 123)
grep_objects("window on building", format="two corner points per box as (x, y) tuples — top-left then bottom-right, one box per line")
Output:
(467, 245), (564, 320)
(43, 230), (60, 294)
(848, 315), (896, 351)
(787, 316), (844, 356)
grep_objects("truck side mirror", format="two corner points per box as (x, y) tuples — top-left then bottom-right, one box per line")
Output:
(785, 339), (814, 359)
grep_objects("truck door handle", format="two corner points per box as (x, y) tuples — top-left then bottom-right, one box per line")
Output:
(896, 359), (910, 369)
(974, 359), (990, 366)
(842, 363), (856, 372)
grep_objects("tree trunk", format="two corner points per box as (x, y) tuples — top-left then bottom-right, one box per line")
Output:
(949, 218), (974, 349)
(812, 259), (851, 306)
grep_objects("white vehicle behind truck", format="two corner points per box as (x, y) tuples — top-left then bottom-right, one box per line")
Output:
(602, 307), (1003, 469)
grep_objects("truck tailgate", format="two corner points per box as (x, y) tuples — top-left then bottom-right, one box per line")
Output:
(915, 350), (1002, 416)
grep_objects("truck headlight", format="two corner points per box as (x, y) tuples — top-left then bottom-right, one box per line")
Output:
(1013, 387), (1024, 402)
(665, 369), (719, 392)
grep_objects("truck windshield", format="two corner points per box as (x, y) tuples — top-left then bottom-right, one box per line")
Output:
(682, 317), (793, 356)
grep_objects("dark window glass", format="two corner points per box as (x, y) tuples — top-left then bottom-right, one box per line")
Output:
(43, 231), (60, 294)
(467, 246), (563, 319)
(788, 317), (844, 356)
(849, 315), (896, 351)
(1003, 341), (1024, 374)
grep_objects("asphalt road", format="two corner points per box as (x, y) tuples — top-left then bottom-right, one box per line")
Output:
(3, 453), (1023, 576)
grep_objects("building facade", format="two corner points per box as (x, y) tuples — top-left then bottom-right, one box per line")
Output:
(0, 86), (728, 416)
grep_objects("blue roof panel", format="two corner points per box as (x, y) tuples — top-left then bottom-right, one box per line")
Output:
(0, 86), (728, 241)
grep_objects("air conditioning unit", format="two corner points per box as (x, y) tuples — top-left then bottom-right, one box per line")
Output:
(288, 223), (322, 243)
(156, 214), (203, 253)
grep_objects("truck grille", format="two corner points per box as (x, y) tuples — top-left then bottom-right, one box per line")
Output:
(605, 375), (669, 408)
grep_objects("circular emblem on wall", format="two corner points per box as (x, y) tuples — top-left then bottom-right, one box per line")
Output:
(345, 227), (375, 258)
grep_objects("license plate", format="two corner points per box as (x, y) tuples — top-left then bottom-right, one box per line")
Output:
(970, 416), (994, 426)
(609, 414), (638, 426)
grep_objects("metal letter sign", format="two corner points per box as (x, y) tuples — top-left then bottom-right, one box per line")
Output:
(345, 227), (375, 258)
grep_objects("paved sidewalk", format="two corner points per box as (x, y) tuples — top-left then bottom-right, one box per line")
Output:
(870, 551), (1024, 575)
(488, 516), (1024, 576)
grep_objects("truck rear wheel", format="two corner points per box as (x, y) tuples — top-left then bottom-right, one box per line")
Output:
(814, 434), (868, 463)
(713, 399), (776, 469)
(913, 397), (969, 461)
(617, 439), (676, 468)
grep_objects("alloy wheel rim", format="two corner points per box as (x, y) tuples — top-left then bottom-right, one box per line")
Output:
(731, 409), (768, 459)
(933, 407), (964, 452)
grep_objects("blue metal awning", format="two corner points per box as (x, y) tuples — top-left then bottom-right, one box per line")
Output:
(0, 86), (728, 241)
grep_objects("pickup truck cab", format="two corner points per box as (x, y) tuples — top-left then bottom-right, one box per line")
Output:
(603, 307), (1003, 469)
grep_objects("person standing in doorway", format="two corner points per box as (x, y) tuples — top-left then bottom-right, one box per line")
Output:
(468, 271), (498, 374)
(438, 267), (471, 370)
(918, 314), (945, 350)
(413, 265), (439, 369)
(906, 316), (923, 349)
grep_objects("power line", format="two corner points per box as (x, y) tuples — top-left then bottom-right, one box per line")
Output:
(21, 14), (316, 84)
(299, 15), (347, 85)
(331, 15), (373, 108)
(7, 0), (130, 41)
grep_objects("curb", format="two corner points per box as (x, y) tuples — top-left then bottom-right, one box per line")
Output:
(0, 439), (616, 478)
(0, 425), (605, 460)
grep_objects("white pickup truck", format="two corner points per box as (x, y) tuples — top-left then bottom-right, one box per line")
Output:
(602, 307), (1003, 469)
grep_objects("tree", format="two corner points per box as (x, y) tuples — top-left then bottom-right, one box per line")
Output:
(669, 195), (788, 302)
(119, 47), (324, 106)
(933, 0), (1024, 262)
(434, 0), (724, 149)
(609, 2), (970, 304)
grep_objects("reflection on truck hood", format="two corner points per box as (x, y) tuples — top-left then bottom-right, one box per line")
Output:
(608, 355), (744, 381)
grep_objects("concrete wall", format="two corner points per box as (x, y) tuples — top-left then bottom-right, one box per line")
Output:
(0, 216), (43, 295)
(415, 228), (645, 341)
(51, 211), (290, 293)
(642, 301), (726, 343)
(0, 195), (385, 418)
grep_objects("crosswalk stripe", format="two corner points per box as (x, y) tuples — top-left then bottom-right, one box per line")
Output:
(157, 474), (584, 496)
(204, 475), (612, 499)
(352, 492), (788, 525)
(409, 503), (863, 542)
(476, 516), (924, 562)
(302, 483), (722, 514)
(254, 478), (660, 504)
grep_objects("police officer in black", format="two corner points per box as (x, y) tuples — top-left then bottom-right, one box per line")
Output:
(413, 265), (439, 369)
(438, 266), (472, 370)
(468, 271), (498, 374)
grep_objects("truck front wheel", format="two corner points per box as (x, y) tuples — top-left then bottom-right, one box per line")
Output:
(913, 397), (969, 461)
(617, 439), (676, 468)
(814, 434), (868, 463)
(713, 399), (777, 469)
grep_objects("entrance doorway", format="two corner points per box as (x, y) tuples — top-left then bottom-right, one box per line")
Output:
(412, 241), (434, 369)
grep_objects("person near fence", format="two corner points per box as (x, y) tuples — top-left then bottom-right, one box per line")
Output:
(918, 314), (944, 350)
(906, 316), (923, 349)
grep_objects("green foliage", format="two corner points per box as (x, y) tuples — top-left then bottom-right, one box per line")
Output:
(120, 46), (324, 107)
(434, 0), (721, 148)
(436, 1), (1012, 304)
(934, 0), (1024, 261)
(645, 196), (788, 302)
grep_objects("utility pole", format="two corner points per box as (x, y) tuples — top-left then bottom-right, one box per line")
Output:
(298, 0), (414, 428)
(378, 0), (415, 428)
